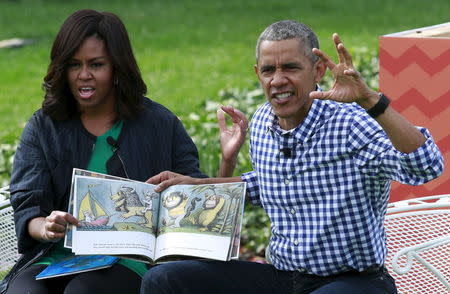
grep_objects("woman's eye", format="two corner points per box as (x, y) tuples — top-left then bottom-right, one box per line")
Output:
(67, 63), (80, 68)
(91, 62), (103, 68)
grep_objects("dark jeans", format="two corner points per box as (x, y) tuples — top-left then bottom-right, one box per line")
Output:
(140, 260), (397, 294)
(6, 263), (141, 294)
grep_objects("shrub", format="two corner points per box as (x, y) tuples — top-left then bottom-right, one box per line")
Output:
(0, 143), (16, 190)
(181, 47), (379, 256)
(0, 48), (379, 257)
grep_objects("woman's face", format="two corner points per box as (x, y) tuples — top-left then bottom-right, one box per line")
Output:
(67, 35), (115, 113)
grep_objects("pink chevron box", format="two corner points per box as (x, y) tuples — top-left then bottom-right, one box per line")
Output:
(379, 22), (450, 202)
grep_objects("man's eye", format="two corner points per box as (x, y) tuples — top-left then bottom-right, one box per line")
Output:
(261, 67), (274, 74)
(285, 65), (300, 70)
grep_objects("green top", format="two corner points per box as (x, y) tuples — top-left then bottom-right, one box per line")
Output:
(35, 120), (148, 277)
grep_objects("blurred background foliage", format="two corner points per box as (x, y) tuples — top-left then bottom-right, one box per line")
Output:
(0, 0), (449, 257)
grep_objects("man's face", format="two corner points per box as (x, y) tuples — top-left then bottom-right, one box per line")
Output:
(255, 39), (324, 130)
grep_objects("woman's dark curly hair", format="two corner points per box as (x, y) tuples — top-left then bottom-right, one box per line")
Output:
(42, 9), (147, 120)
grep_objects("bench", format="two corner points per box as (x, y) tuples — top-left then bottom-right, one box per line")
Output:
(1, 186), (449, 293)
(385, 194), (450, 293)
(0, 186), (20, 272)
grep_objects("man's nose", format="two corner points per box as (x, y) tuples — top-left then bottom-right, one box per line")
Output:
(270, 70), (287, 87)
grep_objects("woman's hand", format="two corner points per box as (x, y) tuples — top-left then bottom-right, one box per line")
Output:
(28, 211), (79, 242)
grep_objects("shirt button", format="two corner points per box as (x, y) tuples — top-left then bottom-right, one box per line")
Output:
(290, 208), (296, 215)
(294, 240), (299, 246)
(284, 178), (290, 185)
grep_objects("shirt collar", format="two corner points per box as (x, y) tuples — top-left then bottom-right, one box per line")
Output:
(265, 85), (327, 143)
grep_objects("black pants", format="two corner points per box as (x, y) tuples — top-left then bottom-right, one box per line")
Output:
(141, 260), (397, 294)
(6, 263), (141, 294)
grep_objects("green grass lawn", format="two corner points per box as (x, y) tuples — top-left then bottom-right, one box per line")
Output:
(0, 0), (449, 144)
(0, 0), (449, 274)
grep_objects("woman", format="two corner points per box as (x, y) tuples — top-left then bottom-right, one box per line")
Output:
(0, 9), (246, 294)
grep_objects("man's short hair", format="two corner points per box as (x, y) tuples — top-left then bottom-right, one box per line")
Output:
(256, 20), (319, 64)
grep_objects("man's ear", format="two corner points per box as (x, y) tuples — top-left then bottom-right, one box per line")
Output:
(313, 59), (326, 83)
(254, 64), (263, 83)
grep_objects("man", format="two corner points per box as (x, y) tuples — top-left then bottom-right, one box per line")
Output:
(140, 20), (443, 294)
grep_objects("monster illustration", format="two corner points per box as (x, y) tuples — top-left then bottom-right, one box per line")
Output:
(161, 192), (200, 228)
(195, 194), (226, 231)
(110, 186), (153, 228)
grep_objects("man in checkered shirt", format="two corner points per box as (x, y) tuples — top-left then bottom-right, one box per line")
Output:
(141, 20), (443, 294)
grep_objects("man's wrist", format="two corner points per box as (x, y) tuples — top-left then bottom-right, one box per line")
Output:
(366, 93), (390, 118)
(218, 157), (237, 177)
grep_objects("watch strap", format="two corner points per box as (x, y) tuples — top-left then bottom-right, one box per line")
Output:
(366, 93), (390, 118)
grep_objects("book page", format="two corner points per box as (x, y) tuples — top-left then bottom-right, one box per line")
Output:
(229, 190), (246, 259)
(155, 233), (231, 261)
(71, 175), (160, 260)
(65, 169), (136, 248)
(154, 182), (246, 261)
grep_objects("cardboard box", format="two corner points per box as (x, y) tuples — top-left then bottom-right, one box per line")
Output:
(379, 23), (450, 201)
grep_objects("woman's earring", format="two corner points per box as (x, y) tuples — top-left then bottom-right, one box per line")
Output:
(114, 75), (119, 86)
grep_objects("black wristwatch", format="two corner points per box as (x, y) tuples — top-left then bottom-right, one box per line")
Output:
(366, 93), (390, 118)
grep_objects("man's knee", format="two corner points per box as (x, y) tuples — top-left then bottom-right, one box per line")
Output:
(141, 263), (185, 294)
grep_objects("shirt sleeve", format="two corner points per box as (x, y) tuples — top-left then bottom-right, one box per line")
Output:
(241, 171), (261, 206)
(350, 116), (444, 185)
(388, 127), (444, 184)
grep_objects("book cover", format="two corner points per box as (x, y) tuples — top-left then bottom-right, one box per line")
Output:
(35, 255), (119, 280)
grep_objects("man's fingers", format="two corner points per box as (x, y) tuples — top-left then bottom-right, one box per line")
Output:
(310, 90), (331, 100)
(146, 171), (180, 185)
(217, 109), (227, 132)
(146, 172), (164, 184)
(337, 43), (353, 67)
(333, 33), (346, 65)
(312, 48), (335, 70)
(154, 178), (182, 192)
(343, 69), (358, 77)
(220, 106), (240, 123)
(333, 33), (342, 45)
(154, 175), (198, 192)
(218, 106), (248, 131)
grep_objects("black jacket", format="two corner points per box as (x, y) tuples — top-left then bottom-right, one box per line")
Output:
(1, 97), (205, 293)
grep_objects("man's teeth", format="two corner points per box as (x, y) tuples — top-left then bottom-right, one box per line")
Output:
(275, 92), (292, 99)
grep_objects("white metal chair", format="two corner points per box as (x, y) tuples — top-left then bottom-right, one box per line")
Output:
(385, 194), (450, 293)
(0, 186), (20, 271)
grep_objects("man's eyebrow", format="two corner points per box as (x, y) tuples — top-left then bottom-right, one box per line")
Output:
(260, 64), (275, 71)
(281, 62), (301, 68)
(259, 62), (302, 71)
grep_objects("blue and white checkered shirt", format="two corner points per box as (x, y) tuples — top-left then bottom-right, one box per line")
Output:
(241, 98), (443, 276)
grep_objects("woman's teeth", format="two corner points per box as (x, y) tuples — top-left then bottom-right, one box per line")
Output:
(79, 87), (94, 98)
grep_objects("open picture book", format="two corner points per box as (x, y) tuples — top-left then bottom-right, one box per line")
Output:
(64, 169), (246, 263)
